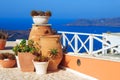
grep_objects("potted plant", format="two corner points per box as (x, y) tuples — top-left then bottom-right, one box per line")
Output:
(0, 29), (8, 50)
(0, 53), (16, 68)
(32, 48), (58, 74)
(32, 52), (49, 74)
(12, 39), (38, 72)
(31, 10), (52, 24)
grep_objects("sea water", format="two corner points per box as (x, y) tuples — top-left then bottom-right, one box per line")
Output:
(1, 18), (120, 52)
(1, 18), (120, 34)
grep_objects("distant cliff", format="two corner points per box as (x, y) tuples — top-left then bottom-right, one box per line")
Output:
(7, 30), (30, 41)
(66, 17), (120, 27)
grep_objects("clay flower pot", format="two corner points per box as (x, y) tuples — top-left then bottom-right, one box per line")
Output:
(0, 53), (16, 68)
(0, 39), (6, 50)
(12, 39), (38, 72)
(18, 53), (35, 72)
(39, 35), (63, 71)
(33, 16), (49, 24)
(29, 24), (52, 43)
(0, 29), (8, 50)
(1, 59), (16, 68)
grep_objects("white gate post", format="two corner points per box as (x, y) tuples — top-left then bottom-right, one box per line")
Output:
(62, 33), (66, 47)
(102, 37), (106, 55)
(89, 35), (94, 54)
(75, 34), (78, 54)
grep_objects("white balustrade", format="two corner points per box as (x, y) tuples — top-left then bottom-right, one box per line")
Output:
(58, 31), (120, 55)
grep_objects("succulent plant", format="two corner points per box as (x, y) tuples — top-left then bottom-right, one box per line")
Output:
(0, 29), (8, 39)
(30, 10), (52, 17)
(34, 56), (49, 62)
(0, 54), (4, 60)
(31, 48), (59, 62)
(32, 48), (59, 62)
(31, 10), (39, 16)
(37, 11), (45, 16)
(49, 48), (58, 58)
(12, 39), (38, 56)
(0, 53), (15, 60)
(45, 11), (52, 17)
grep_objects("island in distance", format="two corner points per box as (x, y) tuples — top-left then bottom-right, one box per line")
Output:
(66, 17), (120, 27)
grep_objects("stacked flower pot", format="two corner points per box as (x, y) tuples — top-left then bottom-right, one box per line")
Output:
(29, 10), (63, 71)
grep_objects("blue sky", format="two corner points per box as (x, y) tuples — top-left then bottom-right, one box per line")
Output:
(0, 0), (120, 19)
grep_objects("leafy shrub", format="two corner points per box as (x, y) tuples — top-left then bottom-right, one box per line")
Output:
(0, 29), (8, 39)
(31, 10), (52, 17)
(12, 39), (38, 56)
(0, 53), (15, 60)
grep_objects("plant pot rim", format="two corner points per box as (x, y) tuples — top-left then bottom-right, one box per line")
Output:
(0, 39), (6, 41)
(18, 52), (32, 54)
(32, 60), (49, 64)
(3, 59), (14, 61)
(40, 35), (61, 38)
(32, 24), (51, 26)
(0, 59), (16, 61)
(33, 16), (49, 18)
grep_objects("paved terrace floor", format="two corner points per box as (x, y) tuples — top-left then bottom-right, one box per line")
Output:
(0, 41), (90, 80)
(0, 67), (89, 80)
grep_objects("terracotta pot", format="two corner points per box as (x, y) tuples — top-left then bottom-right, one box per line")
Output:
(1, 59), (16, 68)
(39, 35), (63, 71)
(0, 39), (6, 50)
(18, 52), (35, 72)
(0, 60), (3, 67)
(29, 24), (53, 43)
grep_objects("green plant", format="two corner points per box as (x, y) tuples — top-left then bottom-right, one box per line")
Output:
(45, 11), (52, 17)
(34, 56), (49, 62)
(33, 48), (58, 62)
(12, 39), (38, 56)
(0, 54), (4, 60)
(32, 43), (49, 62)
(49, 48), (58, 58)
(38, 11), (45, 16)
(30, 10), (52, 17)
(0, 53), (15, 60)
(13, 40), (59, 62)
(31, 10), (39, 16)
(0, 29), (8, 39)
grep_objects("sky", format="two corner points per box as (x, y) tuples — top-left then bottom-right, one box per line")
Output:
(0, 0), (120, 19)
